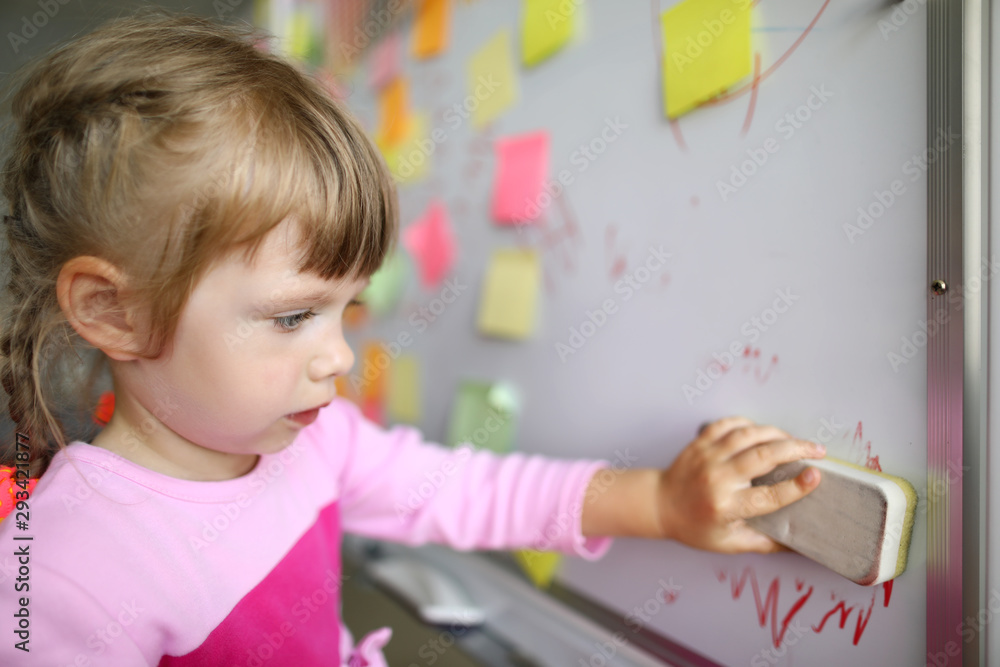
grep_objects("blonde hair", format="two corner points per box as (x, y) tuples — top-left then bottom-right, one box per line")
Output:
(0, 9), (398, 475)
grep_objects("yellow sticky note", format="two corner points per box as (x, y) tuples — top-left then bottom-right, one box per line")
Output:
(388, 355), (422, 423)
(661, 0), (751, 119)
(477, 248), (540, 340)
(521, 0), (575, 67)
(378, 112), (430, 185)
(377, 77), (410, 147)
(467, 30), (519, 128)
(412, 0), (451, 59)
(514, 550), (562, 588)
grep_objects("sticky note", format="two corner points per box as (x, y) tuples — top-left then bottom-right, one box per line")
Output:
(387, 355), (422, 423)
(446, 381), (518, 452)
(521, 0), (575, 66)
(514, 550), (562, 588)
(361, 397), (385, 426)
(661, 0), (752, 119)
(288, 6), (323, 67)
(382, 112), (431, 185)
(412, 0), (451, 59)
(477, 248), (540, 340)
(402, 199), (456, 288)
(377, 77), (410, 147)
(467, 30), (519, 128)
(369, 32), (401, 90)
(360, 341), (388, 403)
(492, 131), (550, 224)
(362, 251), (408, 317)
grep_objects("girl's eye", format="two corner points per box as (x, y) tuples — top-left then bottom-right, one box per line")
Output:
(272, 310), (315, 332)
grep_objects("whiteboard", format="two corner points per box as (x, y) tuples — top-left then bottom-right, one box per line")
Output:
(342, 2), (928, 665)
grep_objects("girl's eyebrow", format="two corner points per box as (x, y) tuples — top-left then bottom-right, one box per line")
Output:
(262, 280), (369, 311)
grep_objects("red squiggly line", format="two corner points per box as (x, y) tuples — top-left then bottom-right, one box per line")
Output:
(707, 0), (833, 107)
(812, 601), (855, 633)
(730, 568), (814, 648)
(740, 52), (763, 136)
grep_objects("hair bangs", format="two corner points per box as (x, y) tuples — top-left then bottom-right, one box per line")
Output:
(202, 88), (399, 284)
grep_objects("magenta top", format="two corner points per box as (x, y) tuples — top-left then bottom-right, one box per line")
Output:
(0, 399), (612, 665)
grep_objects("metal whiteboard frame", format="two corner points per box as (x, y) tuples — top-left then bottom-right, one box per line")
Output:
(928, 0), (990, 665)
(961, 0), (990, 666)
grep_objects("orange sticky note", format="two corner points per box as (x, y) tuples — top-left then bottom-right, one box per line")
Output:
(412, 0), (451, 59)
(360, 341), (387, 403)
(377, 77), (410, 147)
(492, 131), (550, 224)
(402, 200), (456, 288)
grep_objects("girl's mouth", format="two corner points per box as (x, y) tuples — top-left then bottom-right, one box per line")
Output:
(285, 407), (321, 427)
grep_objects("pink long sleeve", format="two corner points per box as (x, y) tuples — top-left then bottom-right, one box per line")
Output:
(0, 399), (613, 665)
(323, 398), (613, 557)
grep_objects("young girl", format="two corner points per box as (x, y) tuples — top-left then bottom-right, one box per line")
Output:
(0, 10), (824, 666)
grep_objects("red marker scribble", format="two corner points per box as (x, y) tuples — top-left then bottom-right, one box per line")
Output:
(661, 589), (680, 604)
(754, 354), (779, 384)
(740, 52), (763, 137)
(728, 567), (814, 649)
(812, 600), (855, 634)
(851, 421), (882, 472)
(723, 347), (779, 383)
(851, 589), (878, 645)
(664, 0), (831, 153)
(707, 0), (832, 107)
(604, 223), (629, 280)
(812, 582), (892, 646)
(669, 119), (688, 153)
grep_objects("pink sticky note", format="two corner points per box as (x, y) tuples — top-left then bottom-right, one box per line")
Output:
(369, 32), (401, 91)
(491, 131), (550, 224)
(402, 199), (455, 287)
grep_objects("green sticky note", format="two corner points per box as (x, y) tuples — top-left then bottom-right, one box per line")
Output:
(467, 29), (519, 128)
(387, 354), (421, 424)
(521, 0), (575, 67)
(362, 251), (408, 317)
(446, 381), (518, 453)
(288, 7), (323, 67)
(661, 0), (752, 119)
(477, 248), (540, 340)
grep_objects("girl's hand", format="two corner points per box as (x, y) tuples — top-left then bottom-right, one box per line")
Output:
(656, 416), (825, 554)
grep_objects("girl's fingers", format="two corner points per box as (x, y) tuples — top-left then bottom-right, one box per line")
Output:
(711, 424), (794, 460)
(728, 438), (825, 481)
(695, 416), (755, 449)
(732, 467), (821, 519)
(729, 525), (786, 554)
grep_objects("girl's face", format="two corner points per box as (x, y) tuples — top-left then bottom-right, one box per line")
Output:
(107, 219), (368, 479)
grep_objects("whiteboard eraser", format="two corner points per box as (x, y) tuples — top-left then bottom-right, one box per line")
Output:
(746, 457), (917, 586)
(366, 556), (486, 626)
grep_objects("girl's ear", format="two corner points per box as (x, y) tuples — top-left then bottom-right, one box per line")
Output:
(56, 256), (146, 361)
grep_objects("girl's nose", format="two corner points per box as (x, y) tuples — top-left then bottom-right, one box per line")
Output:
(308, 334), (355, 381)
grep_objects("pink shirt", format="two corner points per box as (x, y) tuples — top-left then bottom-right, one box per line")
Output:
(0, 399), (611, 665)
